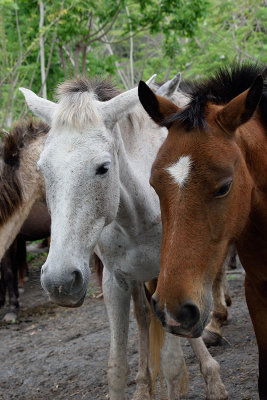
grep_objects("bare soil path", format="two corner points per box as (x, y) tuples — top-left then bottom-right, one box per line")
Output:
(0, 258), (258, 400)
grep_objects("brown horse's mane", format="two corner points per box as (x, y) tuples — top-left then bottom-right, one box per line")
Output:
(57, 78), (121, 101)
(167, 63), (267, 130)
(0, 119), (49, 225)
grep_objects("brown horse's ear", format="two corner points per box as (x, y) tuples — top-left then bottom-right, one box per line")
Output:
(138, 81), (179, 127)
(216, 74), (263, 135)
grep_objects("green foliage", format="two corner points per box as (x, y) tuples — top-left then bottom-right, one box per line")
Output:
(169, 0), (267, 79)
(26, 251), (38, 263)
(0, 0), (266, 128)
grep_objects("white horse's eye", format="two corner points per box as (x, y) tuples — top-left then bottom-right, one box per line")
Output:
(96, 162), (110, 176)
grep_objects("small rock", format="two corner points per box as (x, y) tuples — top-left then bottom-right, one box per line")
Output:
(3, 312), (17, 323)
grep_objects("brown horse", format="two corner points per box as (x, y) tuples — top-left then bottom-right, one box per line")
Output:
(0, 119), (49, 260)
(138, 64), (267, 399)
(0, 202), (50, 321)
(0, 119), (50, 320)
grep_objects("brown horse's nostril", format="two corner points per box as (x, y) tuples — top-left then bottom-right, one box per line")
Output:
(151, 295), (166, 326)
(151, 296), (157, 313)
(178, 301), (200, 330)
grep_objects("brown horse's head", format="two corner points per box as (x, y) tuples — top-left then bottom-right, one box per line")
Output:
(138, 65), (265, 338)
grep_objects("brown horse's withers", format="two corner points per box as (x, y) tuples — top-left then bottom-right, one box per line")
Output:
(138, 64), (267, 399)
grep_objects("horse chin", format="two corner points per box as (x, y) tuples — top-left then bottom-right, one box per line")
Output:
(48, 291), (86, 308)
(166, 323), (203, 338)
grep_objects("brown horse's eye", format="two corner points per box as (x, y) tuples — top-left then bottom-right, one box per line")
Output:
(214, 180), (232, 198)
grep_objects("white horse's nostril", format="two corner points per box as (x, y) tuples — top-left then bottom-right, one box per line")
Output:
(70, 270), (84, 294)
(41, 264), (47, 275)
(41, 265), (85, 298)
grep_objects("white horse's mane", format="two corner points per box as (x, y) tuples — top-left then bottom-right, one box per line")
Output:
(52, 78), (121, 132)
(53, 91), (102, 131)
(51, 78), (190, 133)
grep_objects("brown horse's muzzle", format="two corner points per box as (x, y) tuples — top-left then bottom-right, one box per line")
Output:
(151, 294), (210, 338)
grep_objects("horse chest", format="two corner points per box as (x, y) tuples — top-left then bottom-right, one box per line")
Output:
(97, 224), (162, 282)
(237, 208), (267, 282)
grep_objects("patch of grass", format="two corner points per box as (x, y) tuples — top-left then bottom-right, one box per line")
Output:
(29, 253), (48, 271)
(27, 252), (38, 263)
(227, 274), (238, 281)
(86, 282), (96, 297)
(30, 239), (43, 244)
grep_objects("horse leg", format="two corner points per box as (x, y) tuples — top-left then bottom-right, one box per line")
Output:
(202, 265), (229, 346)
(132, 282), (152, 400)
(161, 333), (185, 400)
(103, 267), (132, 400)
(188, 338), (228, 400)
(17, 236), (28, 291)
(245, 276), (267, 399)
(228, 246), (237, 270)
(0, 261), (6, 307)
(3, 241), (19, 322)
(223, 272), (232, 307)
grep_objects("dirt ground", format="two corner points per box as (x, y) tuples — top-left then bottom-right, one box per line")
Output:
(0, 254), (259, 400)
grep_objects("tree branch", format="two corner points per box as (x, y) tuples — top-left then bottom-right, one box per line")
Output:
(0, 3), (73, 88)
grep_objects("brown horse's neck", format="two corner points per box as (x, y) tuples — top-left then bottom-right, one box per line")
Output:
(0, 135), (46, 259)
(236, 111), (267, 279)
(238, 112), (267, 193)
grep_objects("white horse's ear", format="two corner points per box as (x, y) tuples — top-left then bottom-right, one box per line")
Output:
(156, 72), (181, 98)
(19, 88), (56, 125)
(146, 74), (157, 87)
(100, 74), (157, 128)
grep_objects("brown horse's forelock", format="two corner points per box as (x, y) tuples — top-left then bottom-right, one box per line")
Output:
(165, 63), (267, 131)
(0, 119), (49, 225)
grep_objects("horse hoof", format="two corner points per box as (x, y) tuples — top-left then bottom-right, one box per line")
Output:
(3, 311), (18, 323)
(18, 287), (25, 295)
(206, 394), (229, 400)
(132, 383), (151, 400)
(202, 329), (222, 347)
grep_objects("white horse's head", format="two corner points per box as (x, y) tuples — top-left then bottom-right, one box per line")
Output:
(20, 74), (181, 307)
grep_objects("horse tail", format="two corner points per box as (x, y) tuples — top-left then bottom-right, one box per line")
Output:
(180, 359), (189, 396)
(94, 253), (103, 286)
(146, 279), (165, 392)
(145, 279), (189, 397)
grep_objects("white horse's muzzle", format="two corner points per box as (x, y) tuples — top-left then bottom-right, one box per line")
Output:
(41, 261), (90, 307)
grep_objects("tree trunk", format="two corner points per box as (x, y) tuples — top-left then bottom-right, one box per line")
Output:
(81, 45), (87, 75)
(125, 6), (134, 88)
(39, 0), (47, 99)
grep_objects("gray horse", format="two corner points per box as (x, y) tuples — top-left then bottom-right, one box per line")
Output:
(21, 77), (228, 400)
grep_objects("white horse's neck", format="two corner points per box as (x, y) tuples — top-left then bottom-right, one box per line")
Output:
(110, 90), (190, 237)
(113, 105), (166, 236)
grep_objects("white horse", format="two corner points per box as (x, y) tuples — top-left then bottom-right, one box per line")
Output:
(20, 76), (228, 400)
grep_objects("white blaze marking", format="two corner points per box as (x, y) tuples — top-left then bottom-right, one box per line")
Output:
(166, 155), (192, 187)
